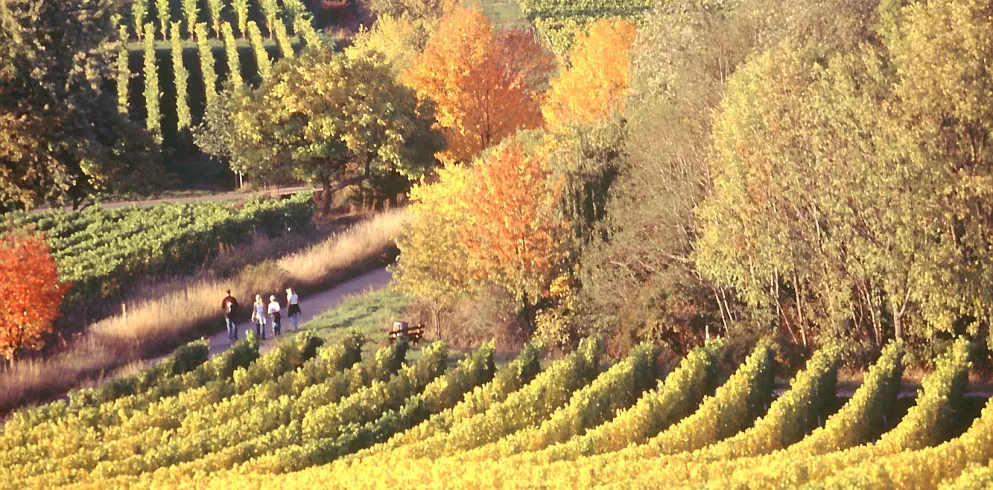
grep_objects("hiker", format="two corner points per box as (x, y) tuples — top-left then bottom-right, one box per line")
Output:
(286, 287), (301, 331)
(268, 295), (282, 336)
(221, 289), (239, 341)
(251, 294), (267, 340)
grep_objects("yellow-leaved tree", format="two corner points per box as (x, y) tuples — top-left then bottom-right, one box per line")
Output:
(542, 18), (637, 133)
(393, 163), (475, 308)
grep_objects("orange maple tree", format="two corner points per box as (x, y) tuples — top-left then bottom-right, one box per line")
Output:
(405, 6), (554, 164)
(0, 230), (68, 363)
(542, 18), (637, 132)
(460, 139), (569, 321)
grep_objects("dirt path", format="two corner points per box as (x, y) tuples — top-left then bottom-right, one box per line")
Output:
(204, 267), (393, 357)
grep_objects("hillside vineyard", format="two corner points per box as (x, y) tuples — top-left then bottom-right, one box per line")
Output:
(0, 334), (990, 488)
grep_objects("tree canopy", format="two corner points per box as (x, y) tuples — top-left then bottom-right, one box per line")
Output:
(542, 18), (637, 133)
(222, 47), (441, 215)
(406, 6), (554, 164)
(0, 230), (68, 363)
(0, 0), (169, 210)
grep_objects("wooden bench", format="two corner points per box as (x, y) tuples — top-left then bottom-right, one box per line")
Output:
(388, 321), (424, 346)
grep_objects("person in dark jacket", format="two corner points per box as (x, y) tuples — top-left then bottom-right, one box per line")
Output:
(222, 290), (240, 341)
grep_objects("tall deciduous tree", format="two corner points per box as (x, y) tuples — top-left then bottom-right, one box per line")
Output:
(116, 25), (131, 116)
(247, 21), (273, 81)
(171, 22), (192, 130)
(406, 6), (553, 164)
(394, 163), (475, 308)
(221, 22), (244, 90)
(227, 48), (440, 215)
(0, 230), (69, 364)
(395, 135), (569, 329)
(0, 0), (167, 210)
(233, 0), (248, 38)
(143, 22), (162, 142)
(195, 22), (218, 106)
(181, 0), (199, 39)
(576, 0), (882, 355)
(542, 19), (636, 133)
(132, 0), (147, 41)
(206, 0), (223, 37)
(462, 140), (569, 325)
(154, 0), (170, 41)
(696, 0), (993, 347)
(345, 15), (424, 77)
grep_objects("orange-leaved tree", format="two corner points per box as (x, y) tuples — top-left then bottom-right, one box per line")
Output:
(461, 139), (569, 325)
(0, 230), (68, 363)
(405, 6), (554, 164)
(395, 135), (570, 328)
(542, 18), (637, 133)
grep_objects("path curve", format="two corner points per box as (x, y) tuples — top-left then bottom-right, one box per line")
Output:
(141, 267), (392, 367)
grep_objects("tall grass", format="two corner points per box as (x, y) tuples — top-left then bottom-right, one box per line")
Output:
(0, 209), (409, 417)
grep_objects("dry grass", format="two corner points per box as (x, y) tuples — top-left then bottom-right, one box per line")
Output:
(0, 209), (409, 416)
(278, 209), (408, 284)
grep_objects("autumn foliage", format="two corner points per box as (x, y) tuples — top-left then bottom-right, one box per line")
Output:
(0, 230), (68, 363)
(405, 6), (554, 164)
(395, 137), (568, 320)
(542, 19), (637, 132)
(461, 142), (567, 306)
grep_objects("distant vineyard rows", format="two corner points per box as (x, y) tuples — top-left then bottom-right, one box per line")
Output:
(0, 193), (313, 305)
(113, 0), (324, 143)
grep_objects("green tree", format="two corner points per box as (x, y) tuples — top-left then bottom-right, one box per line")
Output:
(696, 0), (993, 348)
(154, 0), (170, 40)
(171, 22), (192, 130)
(576, 0), (880, 354)
(116, 25), (130, 116)
(294, 14), (321, 49)
(886, 0), (993, 339)
(206, 0), (224, 37)
(221, 22), (244, 90)
(247, 21), (273, 81)
(283, 0), (308, 18)
(273, 18), (294, 59)
(132, 0), (147, 41)
(345, 14), (426, 78)
(195, 22), (218, 107)
(193, 86), (240, 165)
(182, 0), (199, 39)
(227, 48), (440, 215)
(143, 22), (162, 142)
(233, 0), (249, 38)
(0, 0), (167, 209)
(259, 0), (279, 39)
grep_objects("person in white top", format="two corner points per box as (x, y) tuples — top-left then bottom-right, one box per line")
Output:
(286, 287), (301, 331)
(268, 295), (282, 336)
(251, 294), (267, 341)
